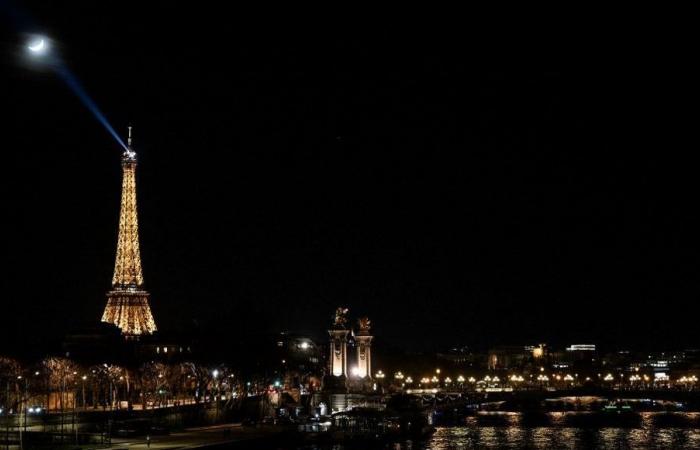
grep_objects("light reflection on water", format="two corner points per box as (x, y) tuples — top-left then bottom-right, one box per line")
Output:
(292, 412), (700, 450)
(426, 425), (700, 450)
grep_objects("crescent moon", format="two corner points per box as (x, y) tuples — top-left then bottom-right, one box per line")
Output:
(28, 39), (45, 52)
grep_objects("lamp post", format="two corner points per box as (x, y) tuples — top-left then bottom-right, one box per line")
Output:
(375, 370), (385, 392)
(81, 376), (87, 410)
(212, 370), (220, 422)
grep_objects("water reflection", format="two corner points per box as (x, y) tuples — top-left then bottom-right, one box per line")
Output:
(291, 412), (700, 450)
(420, 426), (700, 450)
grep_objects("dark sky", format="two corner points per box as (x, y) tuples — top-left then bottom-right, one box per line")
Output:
(1, 3), (698, 355)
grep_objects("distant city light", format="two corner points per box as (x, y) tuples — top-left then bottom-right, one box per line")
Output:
(655, 372), (669, 381)
(566, 344), (596, 352)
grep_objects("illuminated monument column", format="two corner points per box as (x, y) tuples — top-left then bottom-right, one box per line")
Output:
(101, 127), (157, 338)
(355, 317), (373, 379)
(328, 308), (350, 378)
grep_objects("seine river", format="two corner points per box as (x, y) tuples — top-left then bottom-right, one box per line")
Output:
(277, 412), (700, 450)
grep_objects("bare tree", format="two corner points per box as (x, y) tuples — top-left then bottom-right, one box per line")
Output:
(140, 362), (169, 409)
(0, 356), (22, 413)
(40, 357), (79, 411)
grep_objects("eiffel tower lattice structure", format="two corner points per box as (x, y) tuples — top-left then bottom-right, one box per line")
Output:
(101, 127), (157, 337)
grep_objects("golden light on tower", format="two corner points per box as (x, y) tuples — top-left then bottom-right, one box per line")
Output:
(101, 127), (157, 337)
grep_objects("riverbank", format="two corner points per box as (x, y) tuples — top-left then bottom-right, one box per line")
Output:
(109, 423), (287, 449)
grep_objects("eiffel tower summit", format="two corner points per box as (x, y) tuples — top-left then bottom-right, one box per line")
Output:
(101, 127), (157, 337)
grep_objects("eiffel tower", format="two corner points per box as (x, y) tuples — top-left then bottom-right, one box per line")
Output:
(101, 127), (157, 337)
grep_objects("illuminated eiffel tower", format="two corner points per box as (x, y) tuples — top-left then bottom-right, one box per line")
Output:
(101, 127), (157, 337)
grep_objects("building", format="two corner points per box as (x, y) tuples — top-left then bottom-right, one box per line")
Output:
(487, 344), (547, 370)
(550, 344), (597, 370)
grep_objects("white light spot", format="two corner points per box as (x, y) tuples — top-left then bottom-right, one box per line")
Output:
(28, 38), (46, 53)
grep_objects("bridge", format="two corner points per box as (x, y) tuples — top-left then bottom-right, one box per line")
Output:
(403, 388), (700, 410)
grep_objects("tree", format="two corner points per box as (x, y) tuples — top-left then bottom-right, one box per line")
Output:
(0, 356), (22, 412)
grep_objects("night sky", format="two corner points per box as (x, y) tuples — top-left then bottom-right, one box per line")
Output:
(1, 4), (698, 355)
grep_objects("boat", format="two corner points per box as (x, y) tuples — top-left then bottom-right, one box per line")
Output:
(295, 407), (434, 443)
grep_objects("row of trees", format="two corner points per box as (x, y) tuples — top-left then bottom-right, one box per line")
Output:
(0, 356), (242, 414)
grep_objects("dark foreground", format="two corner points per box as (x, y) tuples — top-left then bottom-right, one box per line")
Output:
(237, 413), (699, 450)
(3, 410), (700, 449)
